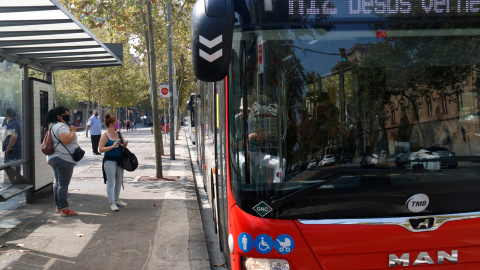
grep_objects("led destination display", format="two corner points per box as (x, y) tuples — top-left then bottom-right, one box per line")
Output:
(289, 0), (480, 17)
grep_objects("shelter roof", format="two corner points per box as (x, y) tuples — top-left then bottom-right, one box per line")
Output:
(0, 0), (122, 72)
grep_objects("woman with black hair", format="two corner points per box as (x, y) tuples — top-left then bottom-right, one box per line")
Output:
(46, 106), (79, 217)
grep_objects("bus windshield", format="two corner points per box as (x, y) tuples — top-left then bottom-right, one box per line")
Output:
(228, 22), (480, 219)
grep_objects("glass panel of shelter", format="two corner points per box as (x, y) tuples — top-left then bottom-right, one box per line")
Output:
(0, 60), (24, 187)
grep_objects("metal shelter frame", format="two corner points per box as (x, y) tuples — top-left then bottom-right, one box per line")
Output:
(0, 0), (123, 72)
(0, 0), (123, 202)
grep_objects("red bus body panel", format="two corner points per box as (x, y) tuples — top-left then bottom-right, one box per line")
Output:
(228, 205), (480, 269)
(229, 205), (322, 269)
(297, 218), (480, 269)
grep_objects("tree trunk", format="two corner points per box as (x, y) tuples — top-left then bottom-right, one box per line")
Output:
(175, 54), (185, 140)
(85, 85), (91, 138)
(143, 0), (163, 178)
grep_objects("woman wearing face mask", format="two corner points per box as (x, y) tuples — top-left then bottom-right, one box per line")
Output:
(99, 113), (128, 211)
(46, 106), (79, 217)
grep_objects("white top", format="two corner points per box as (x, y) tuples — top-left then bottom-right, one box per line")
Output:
(87, 115), (102, 135)
(46, 122), (77, 164)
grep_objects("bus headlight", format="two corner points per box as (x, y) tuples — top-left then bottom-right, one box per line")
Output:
(244, 257), (290, 270)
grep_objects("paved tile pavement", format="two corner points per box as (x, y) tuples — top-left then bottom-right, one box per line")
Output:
(0, 127), (212, 270)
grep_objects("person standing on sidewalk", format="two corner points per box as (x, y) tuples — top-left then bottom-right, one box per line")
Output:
(87, 110), (102, 155)
(46, 107), (79, 217)
(2, 107), (22, 172)
(99, 113), (128, 211)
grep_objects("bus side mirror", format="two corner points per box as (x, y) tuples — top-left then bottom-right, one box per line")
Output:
(191, 0), (234, 82)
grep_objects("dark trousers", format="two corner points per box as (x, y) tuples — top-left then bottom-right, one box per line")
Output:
(4, 148), (21, 173)
(91, 135), (101, 154)
(49, 157), (75, 210)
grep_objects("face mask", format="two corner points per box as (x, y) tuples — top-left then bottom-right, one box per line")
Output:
(114, 124), (119, 131)
(95, 113), (99, 117)
(62, 114), (70, 122)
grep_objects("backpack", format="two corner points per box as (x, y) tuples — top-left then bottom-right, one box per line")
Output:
(41, 128), (54, 155)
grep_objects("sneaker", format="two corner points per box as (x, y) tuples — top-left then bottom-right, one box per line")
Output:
(115, 200), (128, 207)
(56, 207), (61, 213)
(110, 204), (119, 211)
(61, 209), (78, 217)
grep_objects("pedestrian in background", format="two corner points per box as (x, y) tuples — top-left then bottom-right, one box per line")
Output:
(87, 110), (102, 155)
(46, 107), (79, 217)
(126, 120), (131, 132)
(133, 120), (137, 131)
(99, 113), (128, 212)
(2, 107), (22, 172)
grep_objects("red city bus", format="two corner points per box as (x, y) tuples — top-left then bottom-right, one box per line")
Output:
(191, 0), (480, 269)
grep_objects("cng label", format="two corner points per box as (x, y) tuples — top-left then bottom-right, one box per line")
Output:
(253, 201), (272, 217)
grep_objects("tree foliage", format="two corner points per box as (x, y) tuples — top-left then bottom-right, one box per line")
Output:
(57, 0), (196, 116)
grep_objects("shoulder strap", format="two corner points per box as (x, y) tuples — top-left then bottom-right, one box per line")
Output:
(50, 123), (62, 150)
(117, 131), (123, 142)
(51, 123), (74, 155)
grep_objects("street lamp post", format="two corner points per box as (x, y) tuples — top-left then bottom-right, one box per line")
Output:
(168, 0), (175, 160)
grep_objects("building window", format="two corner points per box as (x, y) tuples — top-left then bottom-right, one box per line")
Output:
(442, 94), (448, 114)
(425, 96), (432, 116)
(458, 93), (463, 111)
(390, 105), (395, 124)
(461, 127), (467, 142)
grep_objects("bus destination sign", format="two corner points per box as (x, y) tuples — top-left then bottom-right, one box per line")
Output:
(289, 0), (480, 17)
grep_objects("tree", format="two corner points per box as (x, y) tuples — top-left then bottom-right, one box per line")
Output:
(57, 0), (197, 178)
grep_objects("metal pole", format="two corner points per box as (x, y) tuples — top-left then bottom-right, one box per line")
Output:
(164, 98), (166, 144)
(168, 0), (175, 159)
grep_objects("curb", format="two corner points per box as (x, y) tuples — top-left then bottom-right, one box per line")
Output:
(186, 130), (227, 269)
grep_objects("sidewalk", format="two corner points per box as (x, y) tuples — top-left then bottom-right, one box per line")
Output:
(0, 127), (210, 270)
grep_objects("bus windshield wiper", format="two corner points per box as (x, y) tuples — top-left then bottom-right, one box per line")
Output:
(269, 172), (343, 210)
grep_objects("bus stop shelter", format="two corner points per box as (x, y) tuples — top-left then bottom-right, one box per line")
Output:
(0, 0), (123, 203)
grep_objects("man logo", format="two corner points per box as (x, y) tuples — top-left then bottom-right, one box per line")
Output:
(389, 250), (458, 267)
(406, 194), (429, 213)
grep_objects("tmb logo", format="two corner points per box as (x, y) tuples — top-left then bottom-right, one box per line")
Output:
(406, 193), (429, 213)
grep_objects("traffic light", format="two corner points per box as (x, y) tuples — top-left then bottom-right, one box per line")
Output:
(339, 48), (347, 62)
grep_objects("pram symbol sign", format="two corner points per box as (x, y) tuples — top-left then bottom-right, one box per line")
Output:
(254, 234), (273, 254)
(275, 234), (294, 254)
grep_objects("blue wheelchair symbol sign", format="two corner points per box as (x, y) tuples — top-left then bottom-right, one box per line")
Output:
(238, 233), (253, 252)
(254, 234), (274, 254)
(275, 234), (294, 254)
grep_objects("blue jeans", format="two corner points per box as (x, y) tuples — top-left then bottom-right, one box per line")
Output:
(104, 160), (124, 204)
(49, 157), (75, 210)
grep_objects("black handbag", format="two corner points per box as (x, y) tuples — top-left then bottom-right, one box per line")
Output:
(71, 146), (85, 162)
(122, 147), (138, 171)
